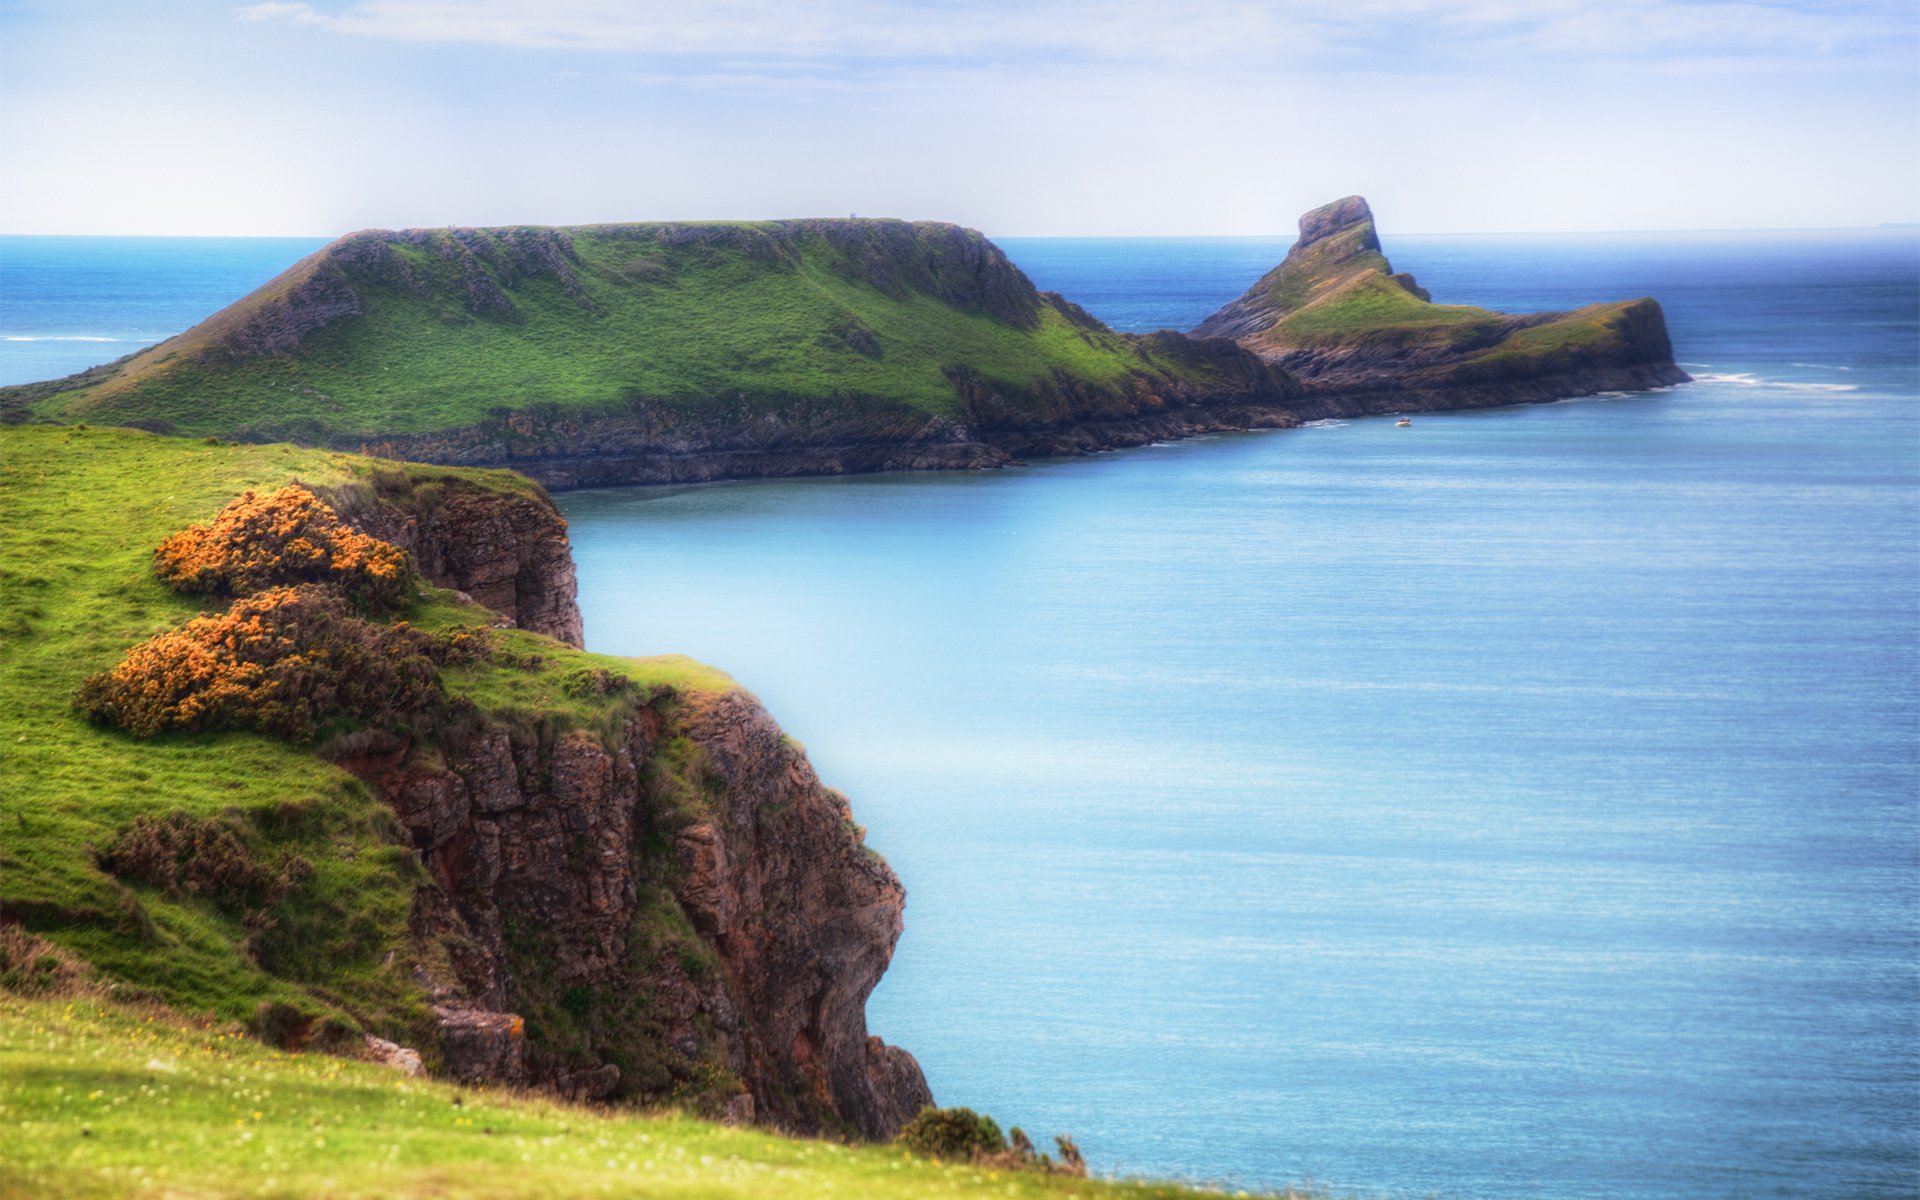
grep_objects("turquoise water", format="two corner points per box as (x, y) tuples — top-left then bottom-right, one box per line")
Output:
(557, 233), (1920, 1198)
(4, 230), (1916, 1197)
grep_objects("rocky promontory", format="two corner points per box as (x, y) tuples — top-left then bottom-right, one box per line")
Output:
(1194, 195), (1690, 411)
(0, 220), (1306, 487)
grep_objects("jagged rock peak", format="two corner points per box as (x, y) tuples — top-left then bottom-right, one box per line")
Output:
(1297, 195), (1381, 254)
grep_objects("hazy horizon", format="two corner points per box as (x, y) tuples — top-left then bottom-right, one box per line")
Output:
(3, 1), (1915, 238)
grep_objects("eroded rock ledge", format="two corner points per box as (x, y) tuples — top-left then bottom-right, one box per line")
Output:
(370, 686), (929, 1138)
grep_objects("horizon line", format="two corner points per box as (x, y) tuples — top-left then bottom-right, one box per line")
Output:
(1, 222), (1915, 240)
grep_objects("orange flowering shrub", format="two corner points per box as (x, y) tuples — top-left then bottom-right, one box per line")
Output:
(76, 585), (442, 741)
(153, 485), (411, 610)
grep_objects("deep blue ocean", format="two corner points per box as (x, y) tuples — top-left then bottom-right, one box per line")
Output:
(3, 228), (1915, 1199)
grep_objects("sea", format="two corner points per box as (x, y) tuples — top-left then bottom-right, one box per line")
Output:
(3, 227), (1916, 1199)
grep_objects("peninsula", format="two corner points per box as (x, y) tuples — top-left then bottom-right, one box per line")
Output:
(1, 198), (1685, 487)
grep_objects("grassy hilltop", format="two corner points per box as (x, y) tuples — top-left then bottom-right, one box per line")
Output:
(2, 220), (1247, 443)
(0, 995), (1256, 1199)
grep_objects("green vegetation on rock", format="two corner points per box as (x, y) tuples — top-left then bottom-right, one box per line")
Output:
(4, 221), (1203, 442)
(1192, 195), (1679, 390)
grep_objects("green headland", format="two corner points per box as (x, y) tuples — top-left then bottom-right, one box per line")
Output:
(1, 203), (1684, 485)
(0, 220), (1283, 444)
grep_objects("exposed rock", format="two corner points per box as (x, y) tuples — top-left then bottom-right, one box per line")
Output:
(1297, 194), (1378, 249)
(351, 326), (1304, 491)
(1191, 194), (1690, 406)
(379, 687), (929, 1139)
(433, 1005), (527, 1084)
(364, 1034), (426, 1077)
(339, 475), (584, 647)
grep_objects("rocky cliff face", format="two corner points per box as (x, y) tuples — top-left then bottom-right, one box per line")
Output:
(372, 684), (929, 1138)
(319, 469), (928, 1136)
(327, 473), (584, 647)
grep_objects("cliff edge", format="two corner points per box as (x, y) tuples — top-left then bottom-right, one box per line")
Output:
(0, 427), (929, 1139)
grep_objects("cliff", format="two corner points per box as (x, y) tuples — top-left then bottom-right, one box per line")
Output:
(323, 465), (585, 647)
(0, 426), (929, 1139)
(1194, 195), (1690, 409)
(3, 220), (1304, 486)
(381, 684), (928, 1135)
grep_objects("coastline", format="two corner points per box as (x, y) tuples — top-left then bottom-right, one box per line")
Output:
(343, 360), (1691, 491)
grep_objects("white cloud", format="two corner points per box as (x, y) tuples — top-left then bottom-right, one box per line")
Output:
(229, 0), (1911, 67)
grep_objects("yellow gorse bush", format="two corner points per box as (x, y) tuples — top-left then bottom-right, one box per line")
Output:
(153, 485), (409, 610)
(75, 585), (443, 741)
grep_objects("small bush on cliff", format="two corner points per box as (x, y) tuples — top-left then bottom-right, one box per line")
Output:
(898, 1106), (1008, 1161)
(75, 585), (443, 741)
(897, 1107), (1089, 1177)
(152, 484), (411, 610)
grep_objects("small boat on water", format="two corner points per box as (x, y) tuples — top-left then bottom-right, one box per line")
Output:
(1395, 417), (1412, 427)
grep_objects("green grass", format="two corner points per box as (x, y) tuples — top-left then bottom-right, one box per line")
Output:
(1268, 273), (1500, 346)
(1232, 213), (1646, 372)
(16, 222), (1170, 441)
(0, 995), (1292, 1199)
(0, 425), (737, 1047)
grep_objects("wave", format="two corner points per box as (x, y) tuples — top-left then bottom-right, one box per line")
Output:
(1299, 419), (1349, 429)
(1549, 391), (1634, 404)
(1692, 372), (1859, 393)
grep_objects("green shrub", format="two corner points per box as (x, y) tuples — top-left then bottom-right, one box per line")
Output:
(897, 1106), (1007, 1161)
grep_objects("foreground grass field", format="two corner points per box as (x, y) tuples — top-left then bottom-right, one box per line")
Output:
(0, 996), (1283, 1200)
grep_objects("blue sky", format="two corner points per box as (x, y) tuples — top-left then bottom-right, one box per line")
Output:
(2, 0), (1915, 235)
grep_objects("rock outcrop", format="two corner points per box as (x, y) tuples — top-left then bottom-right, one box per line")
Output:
(1193, 195), (1690, 407)
(327, 472), (584, 647)
(372, 682), (930, 1138)
(352, 329), (1306, 490)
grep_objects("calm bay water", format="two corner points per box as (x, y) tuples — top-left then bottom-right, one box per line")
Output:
(4, 228), (1916, 1198)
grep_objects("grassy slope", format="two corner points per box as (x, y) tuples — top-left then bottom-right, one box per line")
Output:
(0, 426), (730, 1046)
(0, 996), (1264, 1200)
(22, 224), (1161, 440)
(1242, 219), (1642, 370)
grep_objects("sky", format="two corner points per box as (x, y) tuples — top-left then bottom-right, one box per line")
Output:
(1, 0), (1916, 236)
